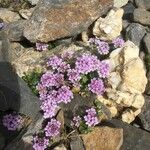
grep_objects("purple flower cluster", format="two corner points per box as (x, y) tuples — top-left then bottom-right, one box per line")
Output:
(84, 108), (99, 127)
(75, 53), (99, 74)
(33, 136), (49, 150)
(112, 37), (125, 48)
(44, 119), (61, 137)
(97, 61), (110, 78)
(36, 43), (49, 51)
(2, 113), (22, 131)
(71, 116), (81, 127)
(89, 38), (110, 55)
(88, 78), (105, 95)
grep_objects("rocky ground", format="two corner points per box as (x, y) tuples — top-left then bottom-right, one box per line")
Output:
(0, 0), (150, 150)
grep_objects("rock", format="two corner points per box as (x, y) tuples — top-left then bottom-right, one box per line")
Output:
(133, 8), (150, 26)
(23, 0), (113, 43)
(81, 127), (123, 150)
(145, 71), (150, 95)
(19, 8), (34, 20)
(70, 137), (85, 150)
(143, 33), (150, 54)
(126, 23), (146, 47)
(27, 0), (39, 5)
(138, 96), (150, 131)
(0, 9), (20, 23)
(104, 41), (147, 123)
(53, 144), (67, 150)
(123, 2), (135, 20)
(4, 20), (27, 41)
(93, 8), (123, 41)
(114, 0), (129, 8)
(0, 132), (5, 149)
(135, 0), (150, 10)
(107, 119), (150, 150)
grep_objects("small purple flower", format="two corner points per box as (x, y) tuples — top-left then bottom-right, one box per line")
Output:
(71, 116), (81, 127)
(47, 56), (63, 69)
(67, 69), (81, 84)
(97, 41), (110, 55)
(2, 113), (22, 131)
(112, 37), (125, 48)
(88, 78), (105, 95)
(84, 108), (99, 127)
(57, 62), (70, 73)
(40, 99), (58, 119)
(57, 86), (73, 104)
(33, 135), (49, 150)
(0, 22), (4, 29)
(44, 119), (61, 137)
(97, 61), (110, 78)
(40, 72), (64, 88)
(36, 43), (48, 51)
(36, 83), (47, 97)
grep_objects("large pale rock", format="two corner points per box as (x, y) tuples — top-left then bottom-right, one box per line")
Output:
(82, 127), (123, 150)
(93, 8), (123, 41)
(0, 9), (20, 23)
(23, 0), (113, 43)
(114, 0), (129, 8)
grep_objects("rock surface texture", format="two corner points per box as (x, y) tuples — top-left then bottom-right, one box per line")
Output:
(93, 8), (123, 41)
(23, 0), (113, 43)
(98, 41), (147, 123)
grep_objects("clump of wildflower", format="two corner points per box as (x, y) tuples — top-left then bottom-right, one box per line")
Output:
(71, 116), (82, 127)
(33, 135), (49, 150)
(75, 53), (99, 74)
(97, 61), (110, 78)
(36, 43), (49, 51)
(88, 78), (105, 95)
(112, 37), (125, 48)
(2, 113), (22, 131)
(57, 86), (73, 104)
(40, 72), (64, 88)
(44, 119), (61, 137)
(84, 108), (99, 127)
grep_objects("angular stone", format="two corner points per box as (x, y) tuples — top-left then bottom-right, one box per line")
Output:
(23, 0), (113, 43)
(135, 0), (150, 10)
(19, 8), (34, 20)
(114, 0), (129, 8)
(70, 137), (85, 150)
(107, 119), (150, 150)
(143, 33), (150, 54)
(138, 96), (150, 131)
(82, 127), (123, 150)
(126, 23), (146, 47)
(0, 8), (20, 23)
(93, 8), (123, 41)
(133, 8), (150, 26)
(27, 0), (39, 5)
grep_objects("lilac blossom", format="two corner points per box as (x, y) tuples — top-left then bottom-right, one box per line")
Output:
(44, 119), (61, 137)
(36, 43), (48, 51)
(112, 37), (125, 48)
(84, 108), (99, 127)
(57, 62), (70, 73)
(71, 116), (81, 127)
(40, 72), (64, 88)
(57, 86), (73, 104)
(75, 53), (99, 74)
(88, 78), (105, 95)
(33, 135), (49, 150)
(97, 61), (110, 78)
(2, 113), (22, 131)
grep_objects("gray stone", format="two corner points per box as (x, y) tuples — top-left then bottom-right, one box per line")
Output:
(143, 33), (150, 54)
(138, 96), (150, 132)
(4, 20), (27, 42)
(28, 0), (39, 5)
(123, 2), (135, 20)
(106, 119), (150, 150)
(133, 8), (150, 26)
(126, 23), (146, 47)
(135, 0), (150, 10)
(23, 0), (113, 43)
(113, 0), (129, 8)
(70, 137), (85, 150)
(145, 71), (150, 95)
